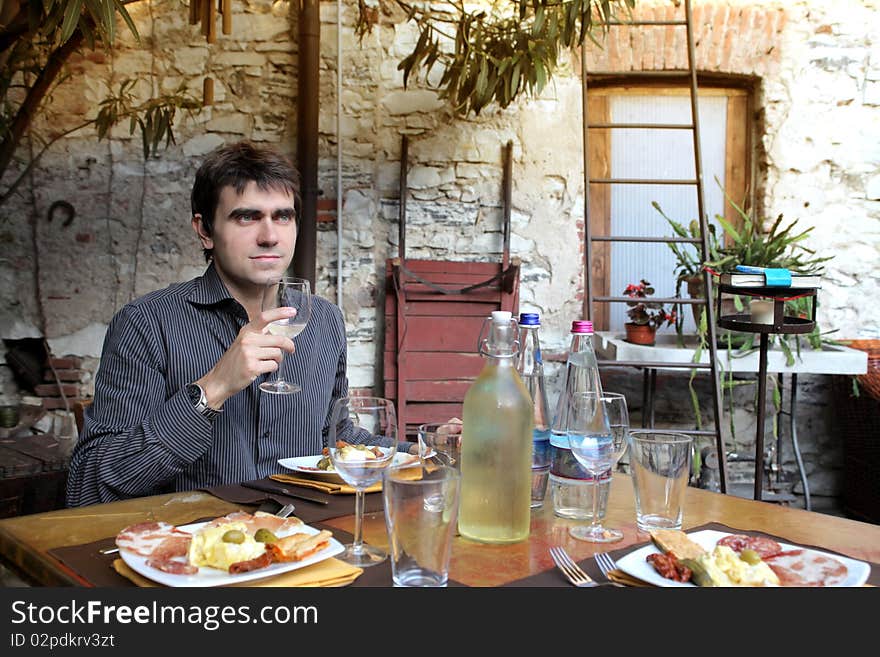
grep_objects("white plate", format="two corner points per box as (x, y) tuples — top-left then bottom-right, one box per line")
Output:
(119, 520), (343, 587)
(277, 450), (426, 484)
(616, 529), (870, 587)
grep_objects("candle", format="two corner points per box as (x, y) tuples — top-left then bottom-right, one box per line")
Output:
(749, 299), (775, 324)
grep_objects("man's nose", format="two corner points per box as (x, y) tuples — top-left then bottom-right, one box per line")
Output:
(256, 217), (278, 245)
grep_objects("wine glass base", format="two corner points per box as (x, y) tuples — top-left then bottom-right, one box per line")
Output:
(569, 525), (624, 543)
(259, 381), (301, 395)
(337, 543), (387, 568)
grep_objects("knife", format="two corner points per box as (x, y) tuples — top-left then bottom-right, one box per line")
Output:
(241, 481), (330, 505)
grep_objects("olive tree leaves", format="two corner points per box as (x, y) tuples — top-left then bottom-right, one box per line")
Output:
(0, 0), (202, 207)
(356, 0), (636, 116)
(95, 79), (201, 160)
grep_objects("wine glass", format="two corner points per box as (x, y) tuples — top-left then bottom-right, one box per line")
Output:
(260, 276), (312, 394)
(565, 391), (629, 543)
(328, 396), (398, 567)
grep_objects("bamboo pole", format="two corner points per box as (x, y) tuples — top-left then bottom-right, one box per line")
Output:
(207, 0), (217, 43)
(221, 0), (232, 35)
(203, 77), (214, 106)
(201, 0), (210, 37)
(189, 0), (200, 25)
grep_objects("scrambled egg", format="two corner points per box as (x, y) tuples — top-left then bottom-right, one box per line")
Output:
(317, 444), (379, 470)
(695, 545), (780, 587)
(187, 522), (266, 571)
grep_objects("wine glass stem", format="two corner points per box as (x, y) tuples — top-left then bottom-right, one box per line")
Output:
(590, 471), (601, 530)
(352, 488), (365, 549)
(274, 351), (285, 384)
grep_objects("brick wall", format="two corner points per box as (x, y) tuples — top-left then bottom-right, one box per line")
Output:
(35, 357), (89, 412)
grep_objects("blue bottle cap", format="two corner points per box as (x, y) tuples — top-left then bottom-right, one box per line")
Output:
(519, 312), (540, 326)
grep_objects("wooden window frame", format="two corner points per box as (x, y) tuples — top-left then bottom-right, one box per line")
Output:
(587, 80), (755, 331)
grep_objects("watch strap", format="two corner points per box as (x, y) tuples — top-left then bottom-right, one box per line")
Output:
(186, 383), (222, 420)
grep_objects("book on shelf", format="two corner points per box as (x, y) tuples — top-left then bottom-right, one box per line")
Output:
(719, 266), (821, 288)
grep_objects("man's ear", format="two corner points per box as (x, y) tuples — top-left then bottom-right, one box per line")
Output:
(192, 214), (213, 250)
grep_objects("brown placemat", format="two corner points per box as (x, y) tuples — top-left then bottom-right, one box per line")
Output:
(48, 525), (465, 588)
(203, 478), (385, 524)
(504, 522), (880, 587)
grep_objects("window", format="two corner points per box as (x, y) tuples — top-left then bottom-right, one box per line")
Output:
(587, 83), (753, 333)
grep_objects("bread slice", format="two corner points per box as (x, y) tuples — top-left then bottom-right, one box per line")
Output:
(649, 529), (706, 561)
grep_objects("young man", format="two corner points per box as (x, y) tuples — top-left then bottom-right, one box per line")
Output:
(66, 141), (356, 506)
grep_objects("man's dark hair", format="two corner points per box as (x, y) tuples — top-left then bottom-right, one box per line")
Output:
(191, 140), (301, 261)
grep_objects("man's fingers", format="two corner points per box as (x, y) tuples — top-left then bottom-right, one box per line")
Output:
(251, 306), (298, 331)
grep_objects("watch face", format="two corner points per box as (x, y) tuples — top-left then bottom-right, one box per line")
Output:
(186, 384), (202, 405)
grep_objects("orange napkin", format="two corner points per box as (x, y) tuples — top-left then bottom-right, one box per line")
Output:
(269, 474), (381, 494)
(606, 569), (654, 587)
(112, 557), (362, 588)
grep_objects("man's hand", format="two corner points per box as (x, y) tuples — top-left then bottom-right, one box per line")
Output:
(196, 307), (298, 409)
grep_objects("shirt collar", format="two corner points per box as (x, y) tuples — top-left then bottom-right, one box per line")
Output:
(188, 261), (236, 308)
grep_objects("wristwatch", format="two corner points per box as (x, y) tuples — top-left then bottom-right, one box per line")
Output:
(185, 383), (222, 421)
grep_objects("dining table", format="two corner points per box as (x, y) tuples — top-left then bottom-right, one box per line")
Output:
(0, 473), (877, 588)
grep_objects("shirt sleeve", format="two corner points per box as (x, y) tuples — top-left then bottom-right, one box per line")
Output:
(66, 304), (215, 507)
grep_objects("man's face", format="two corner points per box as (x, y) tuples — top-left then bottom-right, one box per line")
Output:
(194, 181), (297, 297)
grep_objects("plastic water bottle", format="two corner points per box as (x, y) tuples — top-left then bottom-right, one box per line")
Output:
(549, 320), (610, 520)
(459, 311), (533, 543)
(516, 312), (551, 509)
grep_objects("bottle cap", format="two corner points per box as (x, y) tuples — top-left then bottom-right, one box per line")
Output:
(519, 312), (540, 326)
(571, 320), (593, 334)
(491, 310), (512, 323)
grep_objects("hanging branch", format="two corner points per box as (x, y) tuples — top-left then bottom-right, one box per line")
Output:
(356, 0), (636, 116)
(0, 0), (206, 209)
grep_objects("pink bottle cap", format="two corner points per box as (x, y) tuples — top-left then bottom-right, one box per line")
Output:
(571, 320), (593, 334)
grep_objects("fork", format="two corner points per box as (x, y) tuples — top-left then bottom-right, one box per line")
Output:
(549, 546), (599, 588)
(594, 552), (617, 580)
(99, 503), (296, 555)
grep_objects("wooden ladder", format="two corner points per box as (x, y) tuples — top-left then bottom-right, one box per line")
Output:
(581, 0), (728, 492)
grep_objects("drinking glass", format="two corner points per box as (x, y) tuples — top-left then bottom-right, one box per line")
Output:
(328, 396), (398, 567)
(259, 276), (312, 394)
(565, 391), (629, 543)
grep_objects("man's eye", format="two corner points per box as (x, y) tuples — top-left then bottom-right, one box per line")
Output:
(237, 215), (257, 223)
(276, 214), (293, 223)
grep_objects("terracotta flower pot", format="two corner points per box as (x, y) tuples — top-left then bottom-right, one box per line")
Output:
(624, 323), (657, 346)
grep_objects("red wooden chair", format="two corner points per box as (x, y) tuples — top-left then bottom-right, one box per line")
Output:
(383, 138), (520, 441)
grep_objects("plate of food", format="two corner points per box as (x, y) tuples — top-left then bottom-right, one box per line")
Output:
(115, 511), (343, 587)
(277, 444), (426, 484)
(616, 529), (870, 587)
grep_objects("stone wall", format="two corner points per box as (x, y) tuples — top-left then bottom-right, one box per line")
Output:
(1, 0), (877, 512)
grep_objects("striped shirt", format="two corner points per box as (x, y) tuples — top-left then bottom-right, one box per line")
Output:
(66, 263), (365, 507)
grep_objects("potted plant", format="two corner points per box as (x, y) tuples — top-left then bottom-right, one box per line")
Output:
(651, 201), (723, 332)
(623, 280), (677, 346)
(655, 189), (832, 348)
(652, 191), (837, 454)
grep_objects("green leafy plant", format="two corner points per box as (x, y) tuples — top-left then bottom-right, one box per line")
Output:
(704, 193), (833, 275)
(355, 0), (637, 116)
(655, 190), (838, 454)
(0, 1), (204, 208)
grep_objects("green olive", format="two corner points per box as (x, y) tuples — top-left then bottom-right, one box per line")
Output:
(739, 548), (761, 565)
(254, 528), (279, 544)
(221, 529), (246, 544)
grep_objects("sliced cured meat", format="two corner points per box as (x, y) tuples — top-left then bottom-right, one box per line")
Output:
(143, 534), (196, 574)
(146, 555), (198, 575)
(115, 521), (190, 556)
(764, 549), (849, 586)
(228, 550), (273, 574)
(206, 511), (303, 535)
(646, 552), (692, 582)
(716, 534), (782, 559)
